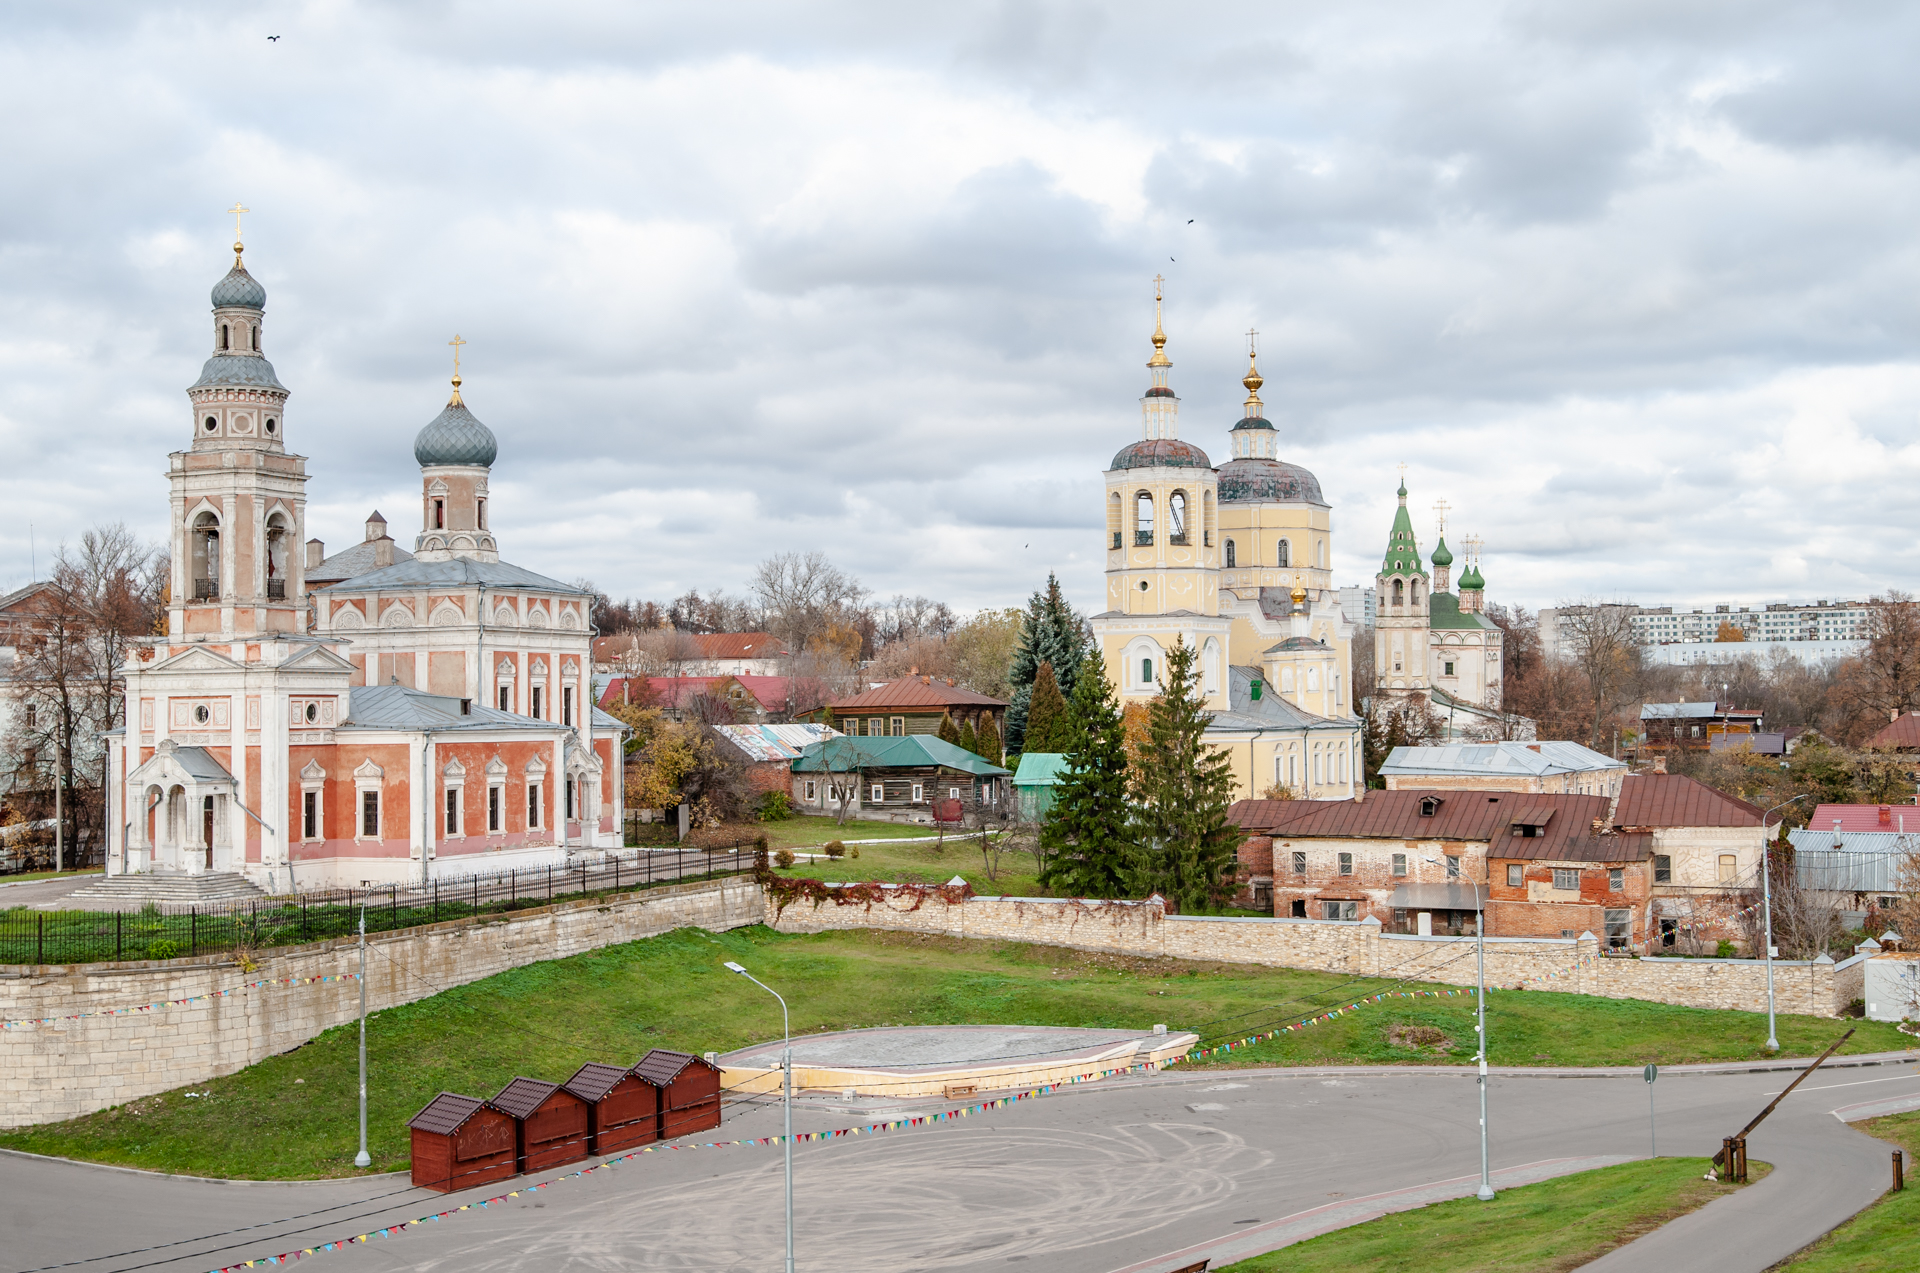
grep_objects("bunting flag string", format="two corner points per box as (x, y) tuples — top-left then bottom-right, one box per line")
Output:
(1, 973), (363, 1031)
(1171, 986), (1480, 1061)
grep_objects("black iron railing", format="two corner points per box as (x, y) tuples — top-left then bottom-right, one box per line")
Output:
(193, 578), (219, 601)
(266, 579), (286, 599)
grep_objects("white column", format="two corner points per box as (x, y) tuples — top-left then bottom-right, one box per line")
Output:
(230, 687), (246, 876)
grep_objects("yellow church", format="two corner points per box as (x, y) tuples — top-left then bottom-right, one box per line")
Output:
(1089, 284), (1363, 800)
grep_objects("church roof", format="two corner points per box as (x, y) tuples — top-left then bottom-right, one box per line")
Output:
(1110, 437), (1212, 470)
(1430, 535), (1454, 567)
(414, 399), (498, 468)
(191, 353), (286, 392)
(326, 556), (588, 595)
(1217, 457), (1325, 505)
(1204, 665), (1356, 735)
(1380, 484), (1428, 577)
(211, 261), (266, 310)
(307, 539), (414, 586)
(1429, 591), (1497, 630)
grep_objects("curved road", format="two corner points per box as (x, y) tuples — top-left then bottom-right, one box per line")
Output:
(4, 1053), (1915, 1273)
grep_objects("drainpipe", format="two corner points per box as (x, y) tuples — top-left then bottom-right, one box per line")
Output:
(420, 728), (435, 888)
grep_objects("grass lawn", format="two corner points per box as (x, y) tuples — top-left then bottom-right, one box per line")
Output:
(763, 822), (1046, 895)
(1, 868), (101, 884)
(1778, 1107), (1920, 1270)
(0, 926), (1906, 1180)
(1219, 1157), (1766, 1272)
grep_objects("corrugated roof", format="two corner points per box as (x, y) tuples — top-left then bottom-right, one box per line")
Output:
(164, 744), (236, 783)
(1381, 741), (1622, 778)
(831, 676), (1006, 711)
(1013, 752), (1070, 786)
(695, 632), (786, 660)
(326, 556), (587, 595)
(791, 734), (1010, 776)
(1493, 831), (1652, 863)
(1788, 829), (1920, 891)
(1615, 774), (1765, 828)
(1867, 714), (1920, 750)
(633, 1048), (710, 1087)
(562, 1062), (633, 1104)
(1228, 799), (1330, 835)
(1809, 803), (1920, 833)
(1249, 790), (1620, 857)
(1208, 665), (1357, 735)
(307, 539), (414, 585)
(491, 1077), (564, 1121)
(712, 723), (840, 763)
(407, 1091), (487, 1135)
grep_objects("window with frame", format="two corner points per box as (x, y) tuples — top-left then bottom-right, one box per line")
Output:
(805, 780), (818, 802)
(890, 717), (904, 736)
(1291, 851), (1306, 874)
(1392, 853), (1407, 877)
(1276, 538), (1290, 567)
(1507, 863), (1523, 887)
(1225, 539), (1236, 568)
(1717, 854), (1737, 883)
(871, 783), (884, 803)
(1553, 868), (1580, 891)
(1322, 900), (1357, 921)
(531, 687), (544, 720)
(488, 785), (503, 832)
(562, 687), (574, 727)
(527, 783), (541, 828)
(445, 788), (460, 836)
(1338, 852), (1353, 876)
(1445, 855), (1461, 879)
(303, 791), (319, 840)
(1443, 661), (1455, 676)
(360, 790), (380, 838)
(911, 783), (924, 803)
(499, 686), (511, 712)
(1141, 657), (1154, 685)
(950, 787), (960, 799)
(565, 779), (576, 820)
(1653, 854), (1672, 883)
(1609, 868), (1624, 892)
(1604, 908), (1631, 949)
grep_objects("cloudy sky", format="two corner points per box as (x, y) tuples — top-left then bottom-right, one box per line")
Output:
(3, 1), (1918, 617)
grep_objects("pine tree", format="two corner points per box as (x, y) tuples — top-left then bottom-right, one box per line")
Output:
(958, 716), (979, 758)
(1023, 661), (1070, 753)
(1005, 573), (1088, 751)
(1127, 638), (1239, 912)
(977, 713), (1003, 766)
(937, 711), (962, 749)
(820, 704), (837, 734)
(1039, 655), (1133, 897)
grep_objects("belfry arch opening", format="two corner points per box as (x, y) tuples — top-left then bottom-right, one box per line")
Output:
(1135, 492), (1153, 545)
(191, 511), (220, 601)
(1168, 491), (1188, 545)
(265, 513), (291, 599)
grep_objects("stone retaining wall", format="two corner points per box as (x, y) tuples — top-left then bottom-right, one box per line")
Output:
(0, 877), (763, 1129)
(764, 890), (1842, 1017)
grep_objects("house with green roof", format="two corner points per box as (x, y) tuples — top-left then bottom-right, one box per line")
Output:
(790, 734), (1011, 825)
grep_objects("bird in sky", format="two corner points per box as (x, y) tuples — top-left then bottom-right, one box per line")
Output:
(268, 35), (280, 41)
(1188, 218), (1195, 224)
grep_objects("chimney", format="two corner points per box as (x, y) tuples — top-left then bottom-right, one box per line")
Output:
(1353, 787), (1366, 804)
(909, 665), (918, 675)
(1527, 743), (1541, 753)
(947, 678), (956, 687)
(1879, 805), (1892, 826)
(1652, 755), (1667, 774)
(305, 539), (324, 569)
(1896, 709), (1903, 723)
(365, 510), (387, 543)
(373, 536), (395, 568)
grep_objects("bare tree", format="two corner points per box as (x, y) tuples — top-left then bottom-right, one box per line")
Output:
(1554, 599), (1643, 753)
(751, 551), (867, 655)
(1831, 591), (1920, 742)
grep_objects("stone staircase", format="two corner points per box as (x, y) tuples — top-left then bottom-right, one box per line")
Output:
(61, 870), (270, 907)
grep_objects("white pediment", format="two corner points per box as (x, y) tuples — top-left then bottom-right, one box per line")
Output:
(485, 756), (509, 776)
(280, 643), (357, 673)
(524, 755), (548, 777)
(353, 758), (385, 782)
(442, 757), (467, 779)
(428, 477), (449, 495)
(496, 658), (516, 676)
(381, 604), (415, 628)
(560, 609), (580, 630)
(561, 659), (579, 678)
(332, 605), (366, 629)
(527, 607), (551, 628)
(300, 759), (327, 781)
(430, 603), (465, 627)
(147, 645), (243, 676)
(493, 606), (519, 627)
(530, 658), (549, 675)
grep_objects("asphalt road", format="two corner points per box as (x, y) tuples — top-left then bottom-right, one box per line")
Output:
(5, 1054), (1916, 1273)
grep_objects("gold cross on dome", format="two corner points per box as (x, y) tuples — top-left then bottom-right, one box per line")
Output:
(1432, 498), (1451, 534)
(1247, 327), (1259, 357)
(227, 202), (249, 246)
(449, 334), (466, 378)
(1154, 273), (1164, 302)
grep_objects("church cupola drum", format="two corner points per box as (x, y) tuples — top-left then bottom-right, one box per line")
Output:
(412, 335), (500, 563)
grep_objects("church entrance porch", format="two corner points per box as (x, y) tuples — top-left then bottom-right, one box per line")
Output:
(126, 742), (240, 876)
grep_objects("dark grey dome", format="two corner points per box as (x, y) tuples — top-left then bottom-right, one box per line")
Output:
(191, 354), (286, 392)
(414, 400), (498, 467)
(211, 264), (266, 310)
(1110, 437), (1212, 470)
(1217, 457), (1325, 505)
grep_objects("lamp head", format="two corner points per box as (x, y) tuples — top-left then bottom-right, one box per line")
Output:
(723, 961), (747, 974)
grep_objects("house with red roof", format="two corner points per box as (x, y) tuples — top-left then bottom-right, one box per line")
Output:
(593, 632), (790, 677)
(1612, 773), (1767, 954)
(599, 675), (810, 725)
(801, 674), (1005, 744)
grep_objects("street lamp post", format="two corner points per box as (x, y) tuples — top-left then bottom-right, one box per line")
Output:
(1430, 857), (1494, 1201)
(1759, 794), (1810, 1052)
(726, 961), (793, 1273)
(354, 906), (370, 1169)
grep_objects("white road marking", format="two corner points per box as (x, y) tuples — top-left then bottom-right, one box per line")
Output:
(1764, 1070), (1920, 1096)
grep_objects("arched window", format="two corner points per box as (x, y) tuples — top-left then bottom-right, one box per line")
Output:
(191, 511), (220, 601)
(219, 324), (229, 351)
(1135, 492), (1154, 545)
(1108, 492), (1122, 550)
(251, 325), (259, 351)
(1168, 491), (1188, 544)
(433, 498), (445, 529)
(1276, 538), (1290, 567)
(264, 515), (289, 598)
(1141, 656), (1154, 685)
(1317, 540), (1326, 568)
(1225, 539), (1236, 568)
(1392, 578), (1404, 607)
(1411, 580), (1422, 606)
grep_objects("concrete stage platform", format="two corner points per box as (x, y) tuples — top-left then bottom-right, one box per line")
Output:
(719, 1023), (1199, 1098)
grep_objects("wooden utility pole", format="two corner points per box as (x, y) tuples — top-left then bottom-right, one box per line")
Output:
(1711, 1028), (1855, 1174)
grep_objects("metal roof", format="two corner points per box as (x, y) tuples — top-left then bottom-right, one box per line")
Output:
(307, 538), (415, 585)
(1809, 804), (1920, 833)
(1226, 799), (1327, 835)
(326, 556), (587, 595)
(1240, 790), (1626, 858)
(407, 1091), (488, 1135)
(830, 675), (1006, 711)
(712, 723), (839, 763)
(1013, 752), (1070, 786)
(1381, 741), (1623, 778)
(490, 1077), (566, 1121)
(1614, 774), (1764, 828)
(562, 1062), (635, 1104)
(1428, 591), (1499, 631)
(166, 744), (237, 783)
(633, 1048), (713, 1086)
(1206, 665), (1357, 735)
(1788, 829), (1920, 892)
(791, 734), (1010, 776)
(340, 684), (562, 734)
(1867, 714), (1920, 750)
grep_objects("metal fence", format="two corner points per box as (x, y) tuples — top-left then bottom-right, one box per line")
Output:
(1, 845), (763, 967)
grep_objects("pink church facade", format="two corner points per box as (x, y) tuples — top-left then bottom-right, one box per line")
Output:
(103, 240), (624, 891)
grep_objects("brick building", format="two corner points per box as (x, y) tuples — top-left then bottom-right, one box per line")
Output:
(1378, 741), (1626, 800)
(1615, 773), (1766, 952)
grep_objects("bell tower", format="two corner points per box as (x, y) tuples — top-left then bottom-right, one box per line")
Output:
(1374, 473), (1431, 697)
(169, 208), (311, 639)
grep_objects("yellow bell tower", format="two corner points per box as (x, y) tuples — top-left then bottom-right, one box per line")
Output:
(1090, 280), (1232, 709)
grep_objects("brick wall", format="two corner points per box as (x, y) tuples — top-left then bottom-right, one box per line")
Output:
(0, 877), (763, 1129)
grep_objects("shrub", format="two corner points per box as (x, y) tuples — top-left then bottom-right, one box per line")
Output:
(1716, 940), (1737, 959)
(774, 849), (796, 869)
(754, 833), (769, 852)
(849, 847), (860, 859)
(823, 840), (846, 860)
(147, 939), (181, 961)
(758, 791), (793, 822)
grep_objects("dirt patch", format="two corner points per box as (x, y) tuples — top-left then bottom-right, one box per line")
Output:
(1388, 1024), (1452, 1051)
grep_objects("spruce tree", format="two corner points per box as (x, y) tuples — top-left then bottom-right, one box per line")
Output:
(937, 711), (962, 749)
(1039, 655), (1133, 897)
(977, 713), (1003, 765)
(1023, 661), (1070, 753)
(958, 716), (979, 758)
(1127, 638), (1239, 912)
(1005, 573), (1088, 751)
